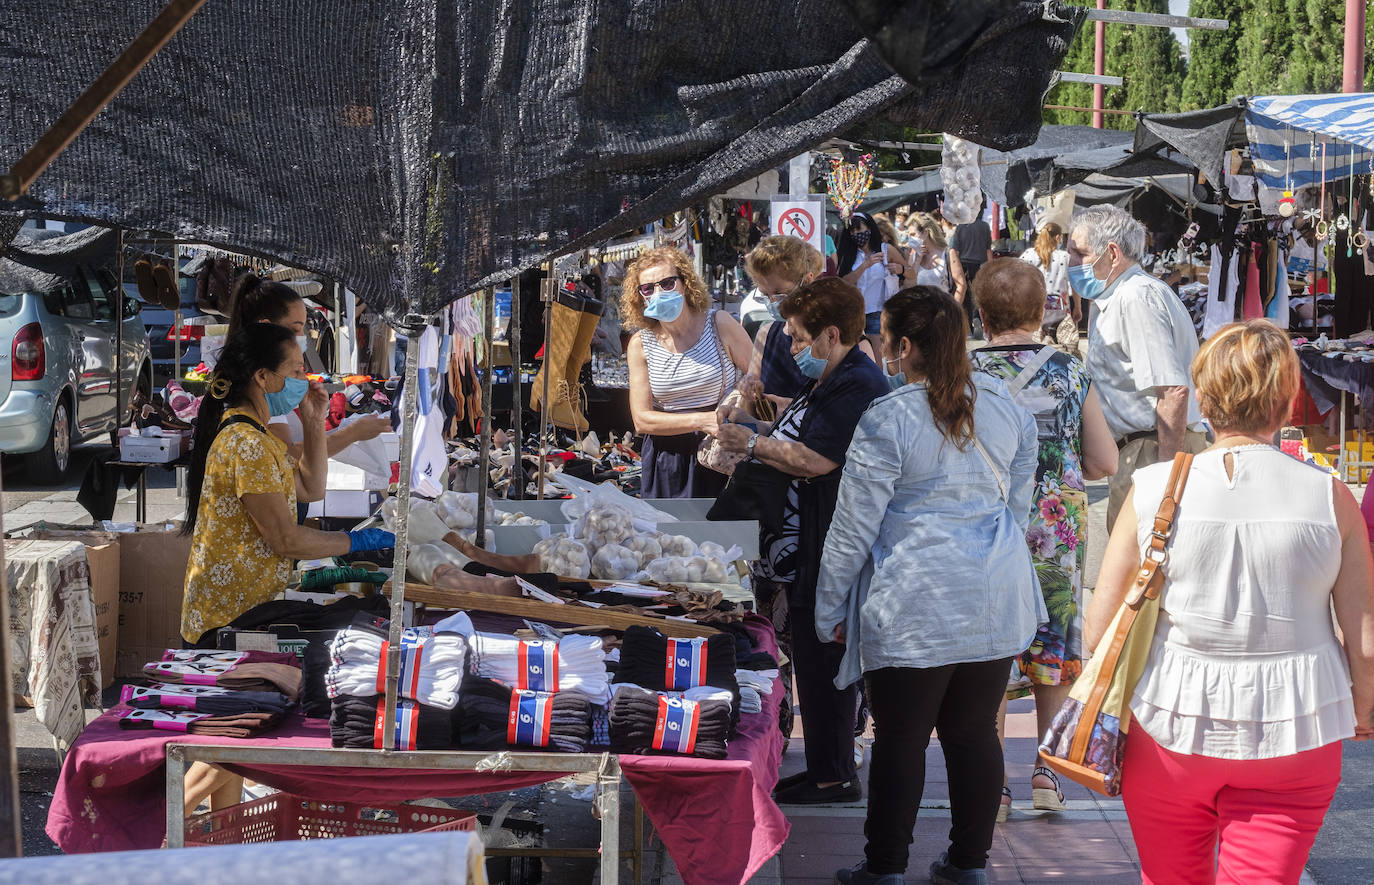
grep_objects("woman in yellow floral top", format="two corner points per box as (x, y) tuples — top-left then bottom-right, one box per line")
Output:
(181, 323), (395, 642)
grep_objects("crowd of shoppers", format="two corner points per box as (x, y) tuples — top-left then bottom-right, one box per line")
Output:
(721, 205), (1372, 885)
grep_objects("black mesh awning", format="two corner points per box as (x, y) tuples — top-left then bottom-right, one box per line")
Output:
(2, 0), (1083, 320)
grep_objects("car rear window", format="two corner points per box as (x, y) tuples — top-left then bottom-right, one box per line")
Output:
(0, 293), (21, 318)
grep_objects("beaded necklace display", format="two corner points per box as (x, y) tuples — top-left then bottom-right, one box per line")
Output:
(825, 153), (874, 221)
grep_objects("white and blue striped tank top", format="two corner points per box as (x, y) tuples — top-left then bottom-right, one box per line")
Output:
(639, 311), (740, 413)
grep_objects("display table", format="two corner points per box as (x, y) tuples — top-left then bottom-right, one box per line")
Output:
(46, 618), (787, 885)
(1296, 348), (1374, 420)
(4, 539), (102, 750)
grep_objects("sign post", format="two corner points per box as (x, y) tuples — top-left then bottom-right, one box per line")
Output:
(768, 196), (826, 256)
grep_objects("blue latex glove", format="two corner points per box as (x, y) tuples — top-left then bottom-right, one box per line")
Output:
(348, 528), (396, 553)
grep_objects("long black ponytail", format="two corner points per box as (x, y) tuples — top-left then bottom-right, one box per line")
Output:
(183, 323), (294, 534)
(226, 274), (303, 337)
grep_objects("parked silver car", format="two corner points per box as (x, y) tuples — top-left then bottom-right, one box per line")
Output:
(0, 227), (152, 483)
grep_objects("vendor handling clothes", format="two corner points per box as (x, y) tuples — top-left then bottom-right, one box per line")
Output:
(178, 323), (397, 811)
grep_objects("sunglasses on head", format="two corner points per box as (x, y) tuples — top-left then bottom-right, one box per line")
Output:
(637, 274), (681, 298)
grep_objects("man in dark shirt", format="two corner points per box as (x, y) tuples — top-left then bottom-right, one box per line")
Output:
(949, 206), (994, 336)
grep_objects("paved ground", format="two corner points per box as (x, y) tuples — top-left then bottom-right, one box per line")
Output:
(3, 457), (1373, 882)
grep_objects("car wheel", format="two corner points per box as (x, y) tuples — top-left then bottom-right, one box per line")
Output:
(31, 398), (72, 485)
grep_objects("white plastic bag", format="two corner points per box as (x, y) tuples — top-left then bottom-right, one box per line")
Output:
(556, 473), (677, 531)
(591, 543), (640, 581)
(406, 500), (454, 546)
(533, 535), (592, 579)
(655, 533), (697, 558)
(621, 533), (663, 569)
(407, 542), (471, 583)
(576, 504), (636, 550)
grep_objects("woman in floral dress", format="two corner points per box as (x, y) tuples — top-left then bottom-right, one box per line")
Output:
(969, 259), (1119, 817)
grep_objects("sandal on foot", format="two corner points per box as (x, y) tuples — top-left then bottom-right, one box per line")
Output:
(1031, 765), (1066, 811)
(996, 786), (1012, 823)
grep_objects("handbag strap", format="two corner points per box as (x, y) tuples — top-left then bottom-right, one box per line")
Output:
(1005, 345), (1058, 397)
(970, 435), (1008, 502)
(1067, 452), (1194, 763)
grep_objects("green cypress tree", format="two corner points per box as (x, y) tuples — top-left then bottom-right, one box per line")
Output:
(1181, 0), (1245, 109)
(1233, 0), (1291, 94)
(1283, 0), (1345, 93)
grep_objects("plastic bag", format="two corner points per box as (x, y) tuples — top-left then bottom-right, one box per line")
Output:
(556, 473), (677, 531)
(655, 533), (697, 558)
(591, 542), (640, 581)
(407, 542), (470, 583)
(620, 533), (663, 569)
(533, 535), (592, 579)
(406, 500), (454, 546)
(496, 510), (548, 527)
(434, 490), (495, 531)
(576, 504), (636, 550)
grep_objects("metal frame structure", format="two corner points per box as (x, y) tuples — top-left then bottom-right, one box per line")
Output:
(165, 744), (631, 882)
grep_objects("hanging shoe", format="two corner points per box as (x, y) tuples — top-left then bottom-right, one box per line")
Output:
(134, 254), (159, 304)
(529, 288), (586, 425)
(152, 259), (179, 310)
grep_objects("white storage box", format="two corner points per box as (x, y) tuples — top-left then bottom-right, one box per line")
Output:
(119, 433), (186, 463)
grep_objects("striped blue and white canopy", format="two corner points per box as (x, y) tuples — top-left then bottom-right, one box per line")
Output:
(1246, 93), (1374, 196)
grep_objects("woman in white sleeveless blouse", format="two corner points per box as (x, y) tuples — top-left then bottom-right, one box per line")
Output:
(1089, 320), (1374, 885)
(624, 247), (752, 498)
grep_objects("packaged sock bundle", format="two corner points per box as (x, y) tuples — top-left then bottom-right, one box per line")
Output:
(329, 694), (454, 749)
(117, 708), (284, 738)
(453, 675), (594, 753)
(464, 631), (610, 705)
(614, 627), (740, 725)
(326, 617), (467, 709)
(607, 684), (731, 760)
(121, 683), (292, 715)
(144, 650), (303, 700)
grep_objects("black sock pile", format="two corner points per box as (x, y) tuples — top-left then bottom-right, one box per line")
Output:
(454, 675), (594, 753)
(329, 694), (454, 749)
(608, 684), (731, 759)
(614, 626), (740, 728)
(122, 684), (292, 715)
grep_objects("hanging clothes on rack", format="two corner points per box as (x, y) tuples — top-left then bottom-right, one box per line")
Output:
(1202, 243), (1240, 340)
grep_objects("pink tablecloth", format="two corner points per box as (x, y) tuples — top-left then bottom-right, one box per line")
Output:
(47, 616), (788, 885)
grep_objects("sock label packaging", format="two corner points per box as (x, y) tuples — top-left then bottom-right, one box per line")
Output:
(664, 638), (709, 689)
(516, 640), (560, 692)
(652, 696), (700, 754)
(507, 690), (554, 747)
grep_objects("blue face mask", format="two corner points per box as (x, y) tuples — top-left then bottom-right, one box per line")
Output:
(883, 355), (907, 390)
(765, 299), (783, 322)
(793, 345), (827, 379)
(1067, 253), (1109, 300)
(265, 373), (309, 417)
(643, 291), (685, 322)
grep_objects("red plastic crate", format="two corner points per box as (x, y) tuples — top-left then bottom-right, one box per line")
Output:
(185, 792), (478, 846)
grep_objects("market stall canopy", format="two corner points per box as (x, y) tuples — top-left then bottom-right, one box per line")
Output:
(855, 171), (945, 214)
(1134, 101), (1248, 191)
(979, 125), (1133, 206)
(0, 226), (116, 296)
(1246, 93), (1374, 206)
(1, 0), (1083, 322)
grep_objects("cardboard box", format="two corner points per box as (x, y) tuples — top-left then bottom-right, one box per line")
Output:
(119, 433), (187, 463)
(18, 527), (121, 689)
(115, 526), (192, 678)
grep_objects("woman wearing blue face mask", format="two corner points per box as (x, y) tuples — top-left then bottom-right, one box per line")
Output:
(711, 277), (889, 804)
(180, 323), (394, 645)
(625, 247), (753, 498)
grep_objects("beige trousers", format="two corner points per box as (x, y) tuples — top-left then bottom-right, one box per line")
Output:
(1105, 430), (1211, 533)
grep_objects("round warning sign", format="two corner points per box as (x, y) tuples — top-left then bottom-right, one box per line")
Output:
(776, 207), (815, 241)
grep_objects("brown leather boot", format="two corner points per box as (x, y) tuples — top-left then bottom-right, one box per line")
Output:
(529, 295), (583, 431)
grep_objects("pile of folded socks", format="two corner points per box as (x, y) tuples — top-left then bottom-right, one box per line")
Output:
(454, 675), (594, 753)
(143, 649), (303, 700)
(614, 627), (740, 728)
(607, 683), (731, 760)
(464, 629), (610, 705)
(118, 652), (301, 738)
(326, 616), (467, 709)
(329, 694), (454, 750)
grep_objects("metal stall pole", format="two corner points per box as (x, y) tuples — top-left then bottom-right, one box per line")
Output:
(475, 290), (495, 546)
(0, 472), (21, 857)
(172, 242), (181, 382)
(538, 266), (553, 499)
(114, 230), (125, 432)
(381, 315), (426, 748)
(597, 755), (622, 885)
(509, 275), (523, 499)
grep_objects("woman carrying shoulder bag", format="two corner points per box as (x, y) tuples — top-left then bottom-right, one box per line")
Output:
(1088, 320), (1374, 885)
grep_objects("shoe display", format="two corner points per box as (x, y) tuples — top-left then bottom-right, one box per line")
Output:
(834, 861), (904, 884)
(773, 778), (861, 805)
(929, 851), (987, 885)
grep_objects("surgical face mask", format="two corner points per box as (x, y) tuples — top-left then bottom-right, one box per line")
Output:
(1067, 252), (1111, 300)
(883, 355), (907, 390)
(765, 299), (784, 322)
(296, 335), (308, 353)
(793, 345), (827, 379)
(851, 230), (871, 248)
(643, 291), (685, 322)
(265, 371), (309, 417)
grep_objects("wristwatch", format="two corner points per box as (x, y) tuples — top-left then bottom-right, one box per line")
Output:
(746, 432), (759, 456)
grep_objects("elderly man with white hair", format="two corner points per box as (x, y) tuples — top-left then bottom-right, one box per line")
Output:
(1067, 205), (1208, 530)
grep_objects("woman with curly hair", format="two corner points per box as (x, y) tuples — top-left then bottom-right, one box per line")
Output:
(624, 246), (752, 497)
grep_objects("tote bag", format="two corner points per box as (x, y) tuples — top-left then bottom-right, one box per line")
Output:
(1037, 453), (1193, 797)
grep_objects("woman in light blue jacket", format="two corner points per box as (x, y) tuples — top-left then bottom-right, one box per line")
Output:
(817, 287), (1044, 885)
